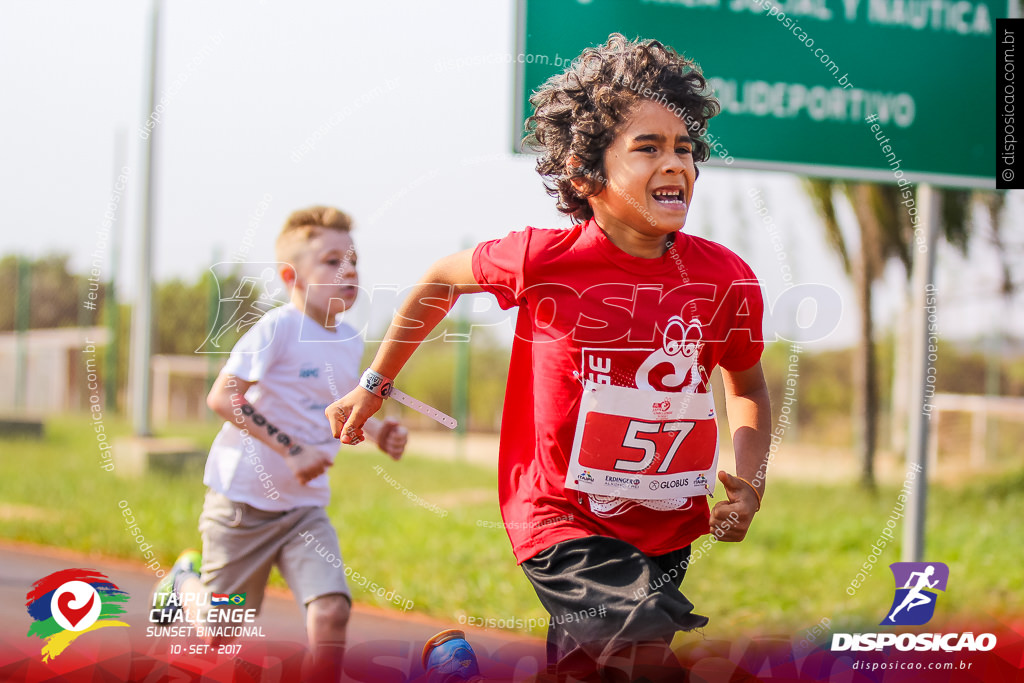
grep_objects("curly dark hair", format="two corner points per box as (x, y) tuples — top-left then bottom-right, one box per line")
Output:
(523, 33), (720, 222)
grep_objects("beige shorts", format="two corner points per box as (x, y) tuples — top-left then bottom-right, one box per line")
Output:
(198, 489), (350, 614)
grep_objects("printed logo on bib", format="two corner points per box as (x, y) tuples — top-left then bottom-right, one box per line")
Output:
(567, 317), (719, 510)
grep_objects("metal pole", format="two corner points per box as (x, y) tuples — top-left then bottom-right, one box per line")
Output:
(105, 128), (127, 413)
(453, 312), (470, 460)
(452, 241), (471, 460)
(14, 257), (30, 411)
(130, 0), (161, 436)
(206, 248), (221, 397)
(902, 184), (940, 562)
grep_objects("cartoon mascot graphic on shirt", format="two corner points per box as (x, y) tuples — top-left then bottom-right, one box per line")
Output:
(635, 316), (706, 393)
(584, 316), (710, 517)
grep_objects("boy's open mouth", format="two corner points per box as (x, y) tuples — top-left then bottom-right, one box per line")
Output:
(651, 188), (686, 206)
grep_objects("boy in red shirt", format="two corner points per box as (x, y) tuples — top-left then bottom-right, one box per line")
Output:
(329, 34), (770, 682)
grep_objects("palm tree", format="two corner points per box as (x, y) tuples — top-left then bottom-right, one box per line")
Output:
(802, 180), (971, 489)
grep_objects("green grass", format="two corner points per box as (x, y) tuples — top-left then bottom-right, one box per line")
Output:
(2, 415), (1021, 640)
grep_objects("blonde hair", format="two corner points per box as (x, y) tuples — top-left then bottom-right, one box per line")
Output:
(275, 205), (352, 264)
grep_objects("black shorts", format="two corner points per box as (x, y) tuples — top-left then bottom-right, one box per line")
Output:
(521, 535), (708, 674)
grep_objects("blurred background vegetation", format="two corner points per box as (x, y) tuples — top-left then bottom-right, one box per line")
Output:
(2, 248), (1023, 638)
(1, 415), (1020, 638)
(3, 251), (1022, 458)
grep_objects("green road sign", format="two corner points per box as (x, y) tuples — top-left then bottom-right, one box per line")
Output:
(514, 0), (1006, 188)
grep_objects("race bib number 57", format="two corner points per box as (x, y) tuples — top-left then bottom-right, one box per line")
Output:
(565, 383), (719, 500)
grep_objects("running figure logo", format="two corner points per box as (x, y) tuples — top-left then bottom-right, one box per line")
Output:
(883, 562), (949, 626)
(197, 264), (287, 352)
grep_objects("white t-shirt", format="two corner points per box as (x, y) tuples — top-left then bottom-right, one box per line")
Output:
(203, 303), (362, 511)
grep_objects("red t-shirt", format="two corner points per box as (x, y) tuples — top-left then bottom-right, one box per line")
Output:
(472, 219), (764, 564)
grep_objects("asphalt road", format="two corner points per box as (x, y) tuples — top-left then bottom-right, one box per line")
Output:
(0, 541), (545, 682)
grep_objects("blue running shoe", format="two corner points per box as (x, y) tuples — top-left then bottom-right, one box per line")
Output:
(422, 629), (482, 682)
(152, 549), (202, 623)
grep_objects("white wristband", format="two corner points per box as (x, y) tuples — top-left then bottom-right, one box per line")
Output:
(357, 368), (457, 429)
(359, 369), (394, 398)
(390, 387), (458, 429)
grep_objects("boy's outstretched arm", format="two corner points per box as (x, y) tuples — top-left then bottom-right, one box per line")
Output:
(207, 373), (330, 484)
(710, 361), (771, 542)
(327, 248), (482, 443)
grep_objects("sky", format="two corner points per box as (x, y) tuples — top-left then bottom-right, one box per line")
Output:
(1, 0), (1021, 350)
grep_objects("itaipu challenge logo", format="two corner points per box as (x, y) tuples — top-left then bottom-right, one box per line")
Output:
(883, 562), (949, 626)
(25, 569), (129, 661)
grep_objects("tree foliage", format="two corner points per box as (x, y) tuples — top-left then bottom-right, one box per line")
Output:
(0, 254), (104, 331)
(801, 180), (980, 488)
